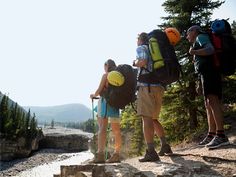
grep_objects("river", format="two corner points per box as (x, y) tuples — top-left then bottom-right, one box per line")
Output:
(10, 150), (93, 177)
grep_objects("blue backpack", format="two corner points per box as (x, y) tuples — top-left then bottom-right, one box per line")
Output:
(209, 19), (236, 76)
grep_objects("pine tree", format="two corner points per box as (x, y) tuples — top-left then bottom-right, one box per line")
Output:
(50, 119), (55, 129)
(29, 113), (38, 138)
(83, 119), (96, 133)
(16, 107), (25, 136)
(0, 95), (10, 134)
(25, 109), (31, 137)
(121, 105), (144, 156)
(0, 93), (40, 140)
(130, 116), (144, 156)
(11, 103), (19, 131)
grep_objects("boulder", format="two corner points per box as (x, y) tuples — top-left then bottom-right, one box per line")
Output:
(0, 131), (43, 161)
(39, 133), (90, 152)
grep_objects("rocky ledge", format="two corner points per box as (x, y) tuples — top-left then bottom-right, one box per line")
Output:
(39, 127), (93, 152)
(0, 127), (93, 161)
(53, 140), (236, 177)
(0, 132), (43, 161)
(39, 133), (90, 152)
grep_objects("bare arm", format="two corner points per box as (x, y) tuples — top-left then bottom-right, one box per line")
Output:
(133, 59), (148, 68)
(90, 74), (107, 99)
(189, 43), (215, 56)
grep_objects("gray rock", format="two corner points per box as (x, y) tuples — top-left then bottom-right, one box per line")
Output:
(39, 134), (90, 152)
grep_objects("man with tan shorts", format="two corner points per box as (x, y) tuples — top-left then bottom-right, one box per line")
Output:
(133, 32), (172, 162)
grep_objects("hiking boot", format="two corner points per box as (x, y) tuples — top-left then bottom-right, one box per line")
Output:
(206, 136), (230, 149)
(198, 136), (214, 147)
(89, 152), (105, 163)
(158, 144), (173, 156)
(139, 149), (160, 162)
(106, 153), (120, 163)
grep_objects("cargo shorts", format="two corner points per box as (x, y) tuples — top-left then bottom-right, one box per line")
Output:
(137, 86), (164, 119)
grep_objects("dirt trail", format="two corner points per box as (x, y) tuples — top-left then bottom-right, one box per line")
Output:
(121, 117), (236, 177)
(119, 141), (235, 177)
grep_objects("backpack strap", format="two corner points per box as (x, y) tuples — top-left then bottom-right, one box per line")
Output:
(137, 67), (151, 92)
(137, 45), (152, 92)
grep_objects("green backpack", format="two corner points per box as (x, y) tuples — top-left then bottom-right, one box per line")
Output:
(138, 29), (181, 86)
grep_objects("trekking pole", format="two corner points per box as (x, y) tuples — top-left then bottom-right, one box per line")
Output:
(103, 102), (112, 160)
(105, 123), (111, 160)
(90, 97), (99, 154)
(91, 97), (99, 137)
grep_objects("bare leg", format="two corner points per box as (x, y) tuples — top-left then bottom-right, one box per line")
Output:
(97, 117), (108, 153)
(139, 116), (160, 162)
(153, 119), (165, 138)
(205, 101), (216, 133)
(153, 119), (172, 155)
(205, 95), (230, 148)
(207, 94), (224, 131)
(142, 117), (154, 144)
(110, 122), (121, 153)
(106, 121), (122, 163)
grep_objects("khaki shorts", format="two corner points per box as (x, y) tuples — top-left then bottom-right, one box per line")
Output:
(137, 86), (164, 119)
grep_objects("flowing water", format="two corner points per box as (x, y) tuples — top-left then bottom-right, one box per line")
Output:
(12, 151), (93, 177)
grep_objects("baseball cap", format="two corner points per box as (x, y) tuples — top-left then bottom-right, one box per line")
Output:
(187, 25), (203, 34)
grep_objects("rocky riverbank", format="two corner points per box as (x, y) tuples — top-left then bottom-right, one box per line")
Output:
(0, 132), (44, 161)
(0, 127), (94, 177)
(0, 148), (71, 177)
(0, 126), (93, 162)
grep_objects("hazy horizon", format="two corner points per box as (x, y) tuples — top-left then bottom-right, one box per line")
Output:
(1, 0), (236, 108)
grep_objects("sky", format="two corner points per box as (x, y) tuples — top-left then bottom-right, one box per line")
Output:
(1, 0), (236, 109)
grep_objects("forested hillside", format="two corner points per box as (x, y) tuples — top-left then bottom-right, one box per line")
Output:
(0, 92), (40, 140)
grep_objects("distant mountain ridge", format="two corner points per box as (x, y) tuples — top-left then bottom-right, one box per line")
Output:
(24, 104), (92, 123)
(0, 92), (92, 123)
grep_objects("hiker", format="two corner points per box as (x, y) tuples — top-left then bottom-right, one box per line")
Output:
(186, 25), (229, 148)
(133, 32), (172, 162)
(89, 59), (122, 163)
